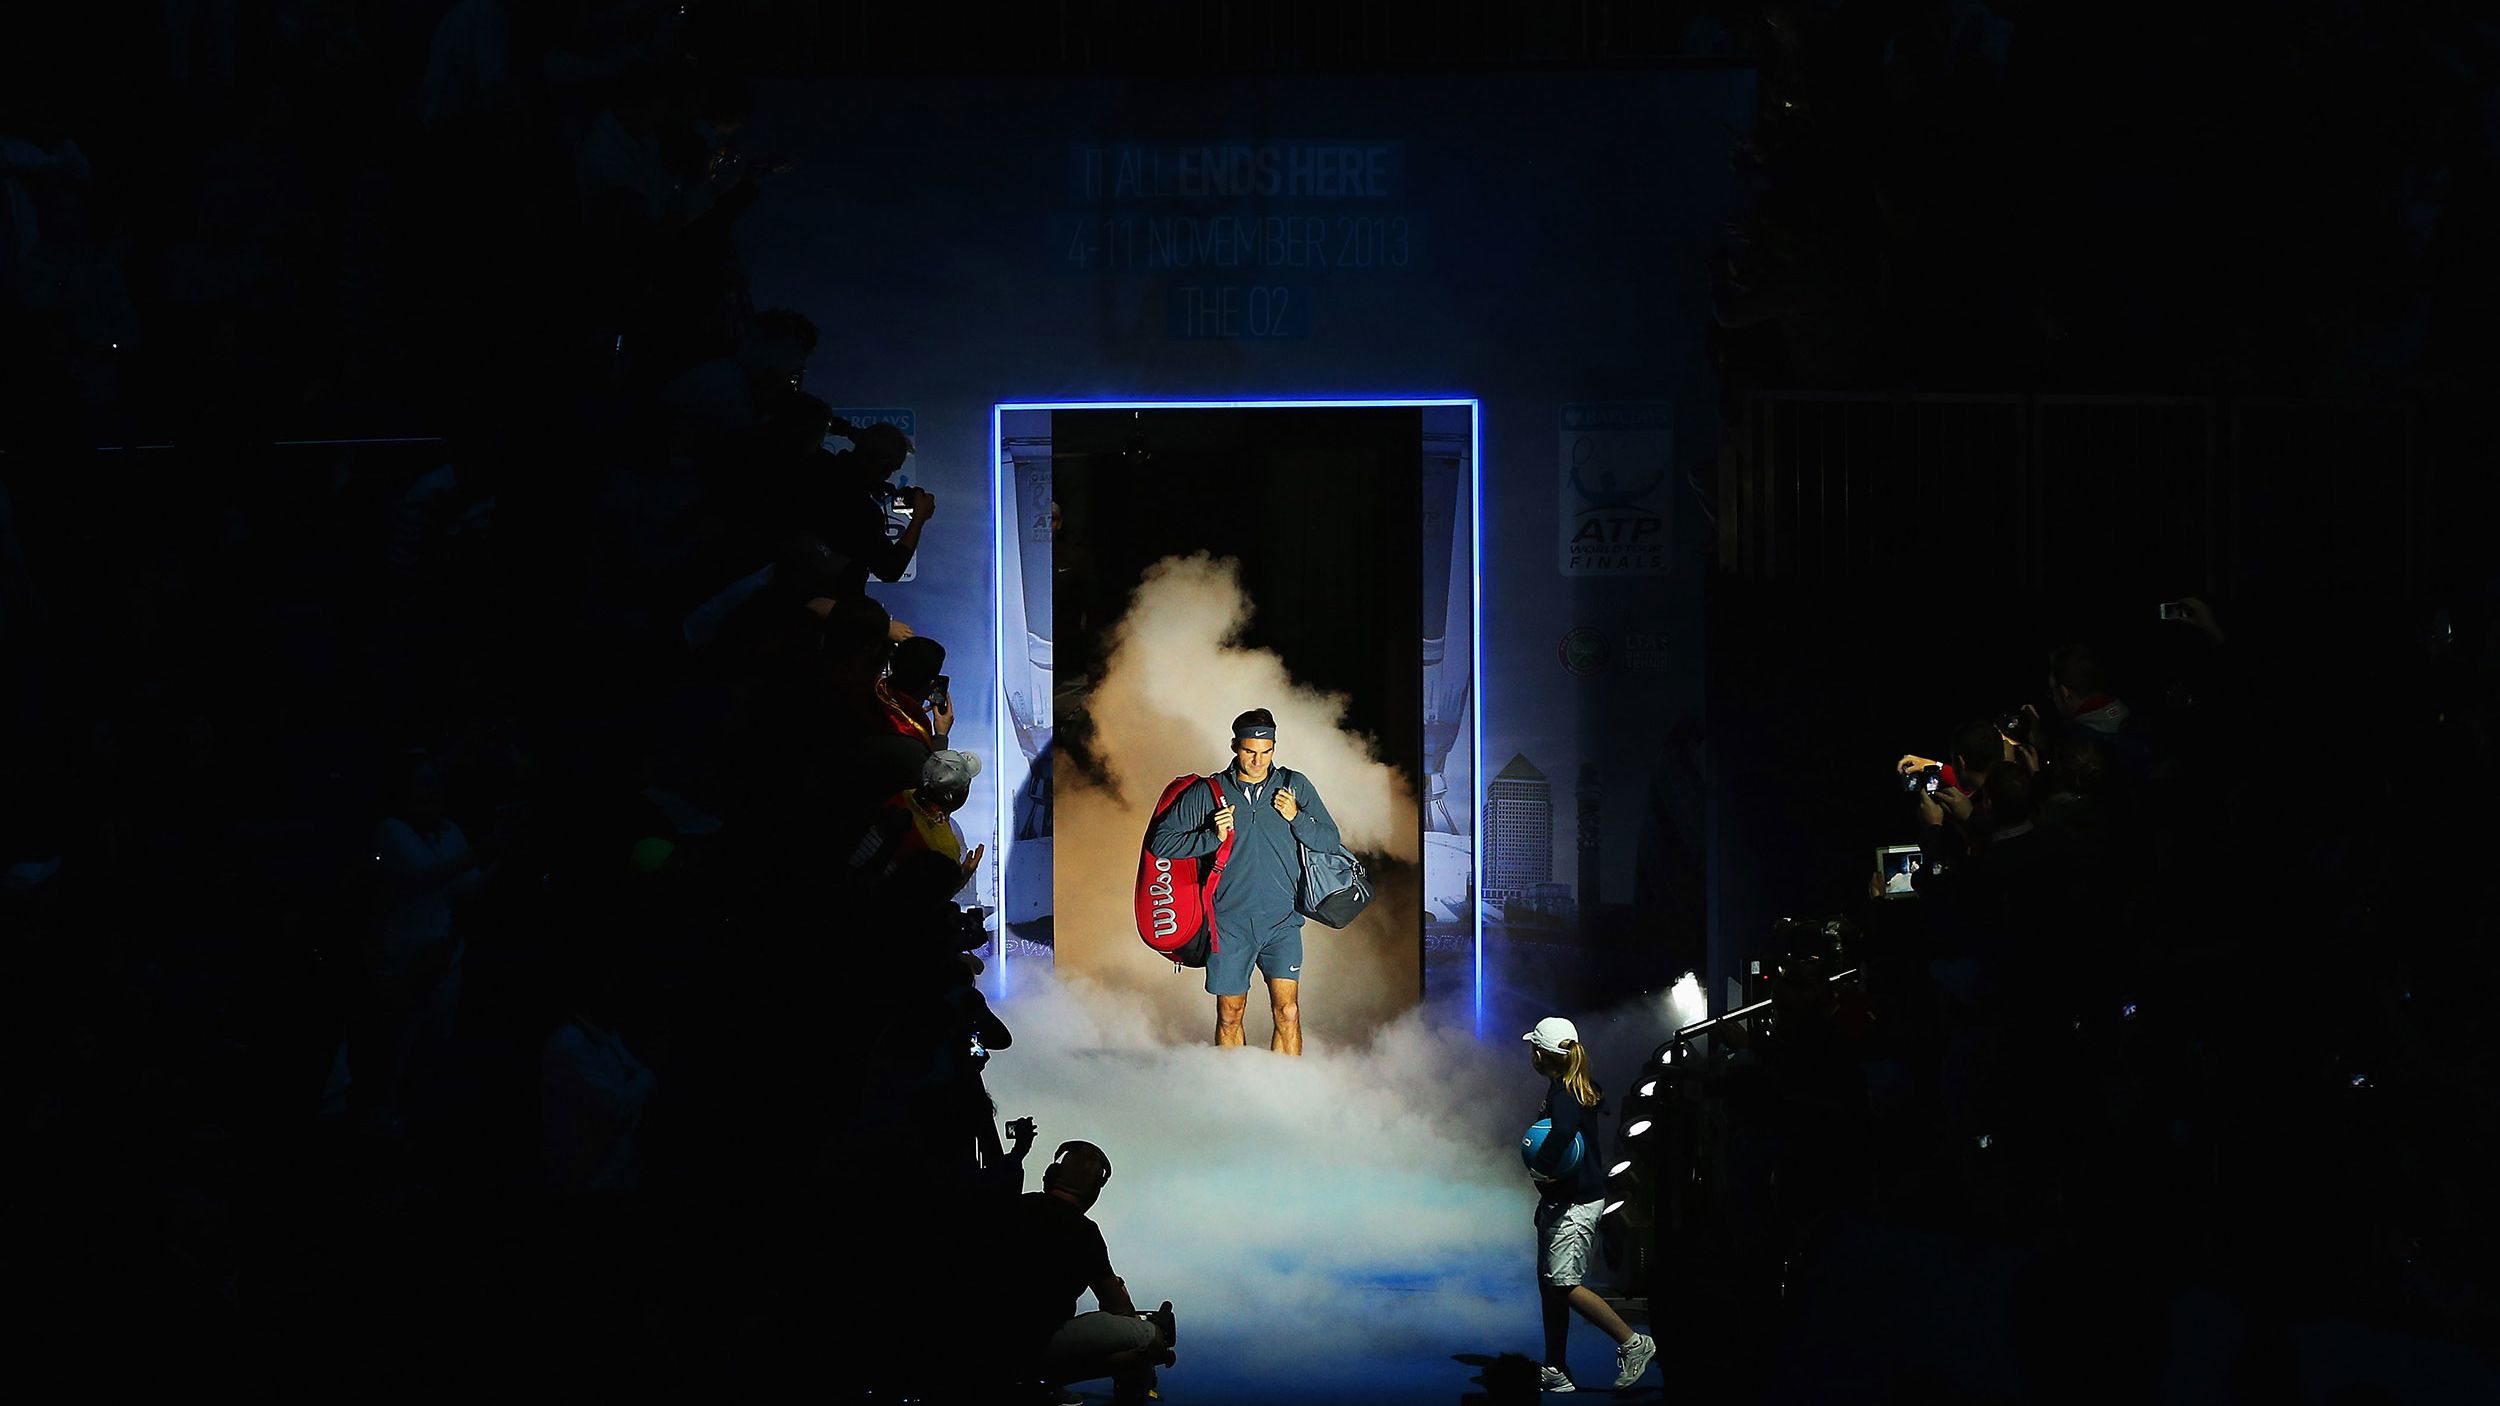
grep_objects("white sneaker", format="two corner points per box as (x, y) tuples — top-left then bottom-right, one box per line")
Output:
(1537, 1365), (1577, 1393)
(1612, 1332), (1657, 1388)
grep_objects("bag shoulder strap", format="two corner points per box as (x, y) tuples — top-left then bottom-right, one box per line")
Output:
(1279, 769), (1329, 855)
(1205, 775), (1235, 874)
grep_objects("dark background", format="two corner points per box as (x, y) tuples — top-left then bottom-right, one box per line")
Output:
(1051, 406), (1424, 791)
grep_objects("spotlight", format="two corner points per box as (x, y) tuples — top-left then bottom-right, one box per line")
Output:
(1608, 1160), (1633, 1178)
(1626, 1120), (1652, 1138)
(1639, 1081), (1656, 1097)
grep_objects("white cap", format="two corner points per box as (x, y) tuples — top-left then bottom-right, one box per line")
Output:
(1523, 1017), (1579, 1055)
(922, 749), (983, 790)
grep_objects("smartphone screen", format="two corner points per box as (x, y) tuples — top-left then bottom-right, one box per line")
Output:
(2159, 601), (2187, 621)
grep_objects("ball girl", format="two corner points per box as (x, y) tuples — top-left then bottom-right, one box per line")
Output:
(1523, 1016), (1657, 1393)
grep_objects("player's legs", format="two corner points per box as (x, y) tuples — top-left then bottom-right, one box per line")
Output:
(1213, 993), (1248, 1047)
(1264, 977), (1300, 1055)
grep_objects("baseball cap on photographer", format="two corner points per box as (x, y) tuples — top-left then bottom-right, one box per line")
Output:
(1523, 1017), (1579, 1054)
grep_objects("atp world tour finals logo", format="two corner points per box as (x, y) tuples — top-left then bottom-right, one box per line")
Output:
(1559, 403), (1674, 576)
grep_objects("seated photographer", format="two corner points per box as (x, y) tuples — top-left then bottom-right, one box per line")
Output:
(985, 1140), (1177, 1406)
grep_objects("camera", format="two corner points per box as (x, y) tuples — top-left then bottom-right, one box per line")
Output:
(1902, 764), (1942, 794)
(949, 903), (990, 948)
(1996, 709), (2032, 748)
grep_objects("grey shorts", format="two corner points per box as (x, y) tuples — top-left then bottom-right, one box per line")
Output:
(1536, 1197), (1603, 1286)
(1204, 923), (1304, 996)
(1040, 1310), (1157, 1382)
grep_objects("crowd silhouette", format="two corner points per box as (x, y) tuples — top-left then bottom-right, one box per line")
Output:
(0, 5), (1163, 1399)
(1642, 585), (2500, 1402)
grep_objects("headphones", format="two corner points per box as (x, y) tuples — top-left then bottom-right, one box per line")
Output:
(1051, 1140), (1113, 1187)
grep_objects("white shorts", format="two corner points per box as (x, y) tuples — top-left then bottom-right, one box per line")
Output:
(1536, 1197), (1604, 1286)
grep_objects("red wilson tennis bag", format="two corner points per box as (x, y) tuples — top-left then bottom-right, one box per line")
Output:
(1136, 775), (1233, 968)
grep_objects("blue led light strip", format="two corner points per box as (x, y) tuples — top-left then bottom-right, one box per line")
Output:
(991, 403), (1008, 1002)
(1471, 403), (1485, 1038)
